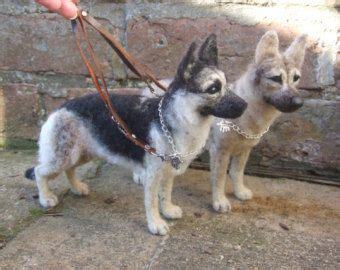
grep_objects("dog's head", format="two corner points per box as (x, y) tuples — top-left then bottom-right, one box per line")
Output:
(168, 34), (247, 119)
(251, 31), (308, 113)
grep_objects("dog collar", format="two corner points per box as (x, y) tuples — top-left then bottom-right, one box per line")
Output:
(217, 120), (269, 140)
(158, 97), (202, 169)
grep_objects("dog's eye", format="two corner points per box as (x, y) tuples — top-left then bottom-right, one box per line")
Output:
(293, 74), (300, 82)
(268, 75), (282, 84)
(206, 81), (221, 94)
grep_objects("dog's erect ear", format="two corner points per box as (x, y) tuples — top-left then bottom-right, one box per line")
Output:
(284, 34), (308, 69)
(176, 42), (197, 82)
(255, 30), (279, 64)
(198, 33), (218, 66)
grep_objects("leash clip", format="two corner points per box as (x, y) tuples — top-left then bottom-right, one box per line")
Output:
(71, 10), (89, 34)
(71, 19), (77, 34)
(217, 120), (232, 133)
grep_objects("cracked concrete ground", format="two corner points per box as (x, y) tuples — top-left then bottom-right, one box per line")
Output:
(0, 150), (339, 269)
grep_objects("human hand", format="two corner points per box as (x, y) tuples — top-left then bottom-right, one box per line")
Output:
(36, 0), (79, 20)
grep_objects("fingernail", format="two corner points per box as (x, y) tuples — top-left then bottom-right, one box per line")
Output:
(69, 13), (78, 20)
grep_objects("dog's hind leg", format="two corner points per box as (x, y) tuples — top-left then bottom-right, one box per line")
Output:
(35, 109), (85, 207)
(35, 164), (61, 208)
(65, 166), (89, 196)
(159, 175), (182, 219)
(229, 148), (253, 200)
(210, 145), (231, 213)
(36, 155), (86, 208)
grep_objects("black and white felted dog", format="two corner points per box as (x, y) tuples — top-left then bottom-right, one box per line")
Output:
(25, 34), (247, 235)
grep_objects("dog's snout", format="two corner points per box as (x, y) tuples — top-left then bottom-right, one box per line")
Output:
(227, 92), (248, 118)
(201, 91), (247, 119)
(291, 96), (303, 109)
(264, 91), (304, 113)
(280, 96), (303, 112)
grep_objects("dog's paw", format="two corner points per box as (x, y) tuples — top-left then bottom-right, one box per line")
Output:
(162, 204), (183, 219)
(133, 172), (144, 185)
(71, 182), (89, 196)
(213, 196), (231, 213)
(39, 193), (59, 208)
(234, 186), (253, 201)
(148, 218), (169, 235)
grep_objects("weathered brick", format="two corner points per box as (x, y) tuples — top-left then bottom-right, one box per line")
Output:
(127, 17), (318, 87)
(254, 99), (340, 169)
(0, 84), (40, 140)
(0, 0), (39, 15)
(334, 52), (340, 80)
(43, 88), (97, 115)
(217, 0), (338, 6)
(0, 13), (126, 79)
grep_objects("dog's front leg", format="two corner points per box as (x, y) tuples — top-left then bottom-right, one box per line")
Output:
(159, 175), (183, 219)
(144, 170), (169, 235)
(229, 148), (253, 200)
(210, 146), (231, 213)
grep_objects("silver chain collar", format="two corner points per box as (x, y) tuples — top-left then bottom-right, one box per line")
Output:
(158, 97), (202, 169)
(217, 120), (269, 140)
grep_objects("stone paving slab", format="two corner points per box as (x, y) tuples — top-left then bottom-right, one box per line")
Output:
(0, 150), (339, 269)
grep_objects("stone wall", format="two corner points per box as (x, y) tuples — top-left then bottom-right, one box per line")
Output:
(0, 1), (339, 182)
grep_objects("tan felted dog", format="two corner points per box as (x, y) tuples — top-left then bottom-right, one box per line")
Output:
(208, 30), (308, 212)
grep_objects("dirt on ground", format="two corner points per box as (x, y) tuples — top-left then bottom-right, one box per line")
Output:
(0, 150), (339, 269)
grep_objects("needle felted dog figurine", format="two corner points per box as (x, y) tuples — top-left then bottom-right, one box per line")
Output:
(208, 31), (308, 212)
(25, 34), (247, 235)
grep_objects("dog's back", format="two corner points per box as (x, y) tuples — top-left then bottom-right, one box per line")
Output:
(61, 93), (160, 163)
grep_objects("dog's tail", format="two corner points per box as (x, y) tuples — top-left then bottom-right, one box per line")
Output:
(25, 167), (36, 181)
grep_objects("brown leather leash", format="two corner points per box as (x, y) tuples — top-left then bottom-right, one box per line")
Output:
(72, 10), (167, 160)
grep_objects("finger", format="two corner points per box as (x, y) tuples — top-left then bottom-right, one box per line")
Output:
(71, 0), (80, 4)
(36, 0), (62, 11)
(59, 0), (78, 19)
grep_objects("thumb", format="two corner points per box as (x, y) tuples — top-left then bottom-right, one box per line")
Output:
(59, 0), (78, 19)
(36, 0), (62, 11)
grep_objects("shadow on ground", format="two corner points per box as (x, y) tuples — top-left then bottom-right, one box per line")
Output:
(0, 150), (339, 269)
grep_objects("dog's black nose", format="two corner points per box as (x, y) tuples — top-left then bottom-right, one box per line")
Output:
(200, 92), (247, 119)
(291, 97), (303, 109)
(264, 92), (304, 113)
